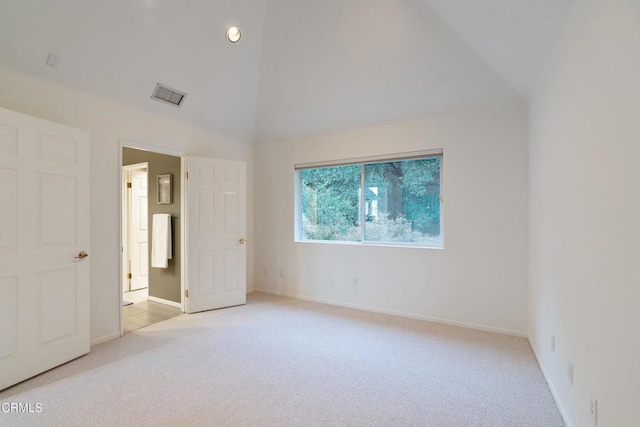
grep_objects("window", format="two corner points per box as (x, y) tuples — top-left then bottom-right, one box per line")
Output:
(297, 151), (442, 247)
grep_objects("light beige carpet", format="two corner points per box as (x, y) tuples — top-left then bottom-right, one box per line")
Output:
(0, 292), (564, 426)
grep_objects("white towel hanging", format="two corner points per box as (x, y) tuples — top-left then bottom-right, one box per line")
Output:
(151, 213), (172, 268)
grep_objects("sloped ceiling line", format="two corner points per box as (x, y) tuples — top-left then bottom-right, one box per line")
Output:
(0, 0), (571, 143)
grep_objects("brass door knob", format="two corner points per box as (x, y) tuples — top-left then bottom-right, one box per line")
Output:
(74, 251), (89, 259)
(238, 238), (245, 244)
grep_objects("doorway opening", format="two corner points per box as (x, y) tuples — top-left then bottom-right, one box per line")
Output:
(118, 142), (248, 334)
(121, 145), (183, 334)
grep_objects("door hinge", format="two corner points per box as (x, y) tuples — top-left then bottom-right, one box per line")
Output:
(440, 194), (443, 203)
(185, 171), (189, 180)
(127, 273), (132, 279)
(127, 182), (132, 188)
(184, 290), (189, 298)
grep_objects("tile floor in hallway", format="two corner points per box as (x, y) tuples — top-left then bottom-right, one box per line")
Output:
(123, 292), (182, 333)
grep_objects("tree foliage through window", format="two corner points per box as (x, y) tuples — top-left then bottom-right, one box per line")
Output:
(300, 156), (442, 246)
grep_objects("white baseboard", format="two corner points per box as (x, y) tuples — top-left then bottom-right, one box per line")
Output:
(253, 288), (527, 338)
(148, 295), (182, 309)
(90, 332), (120, 347)
(529, 338), (572, 427)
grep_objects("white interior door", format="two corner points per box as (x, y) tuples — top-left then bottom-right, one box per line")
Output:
(0, 107), (90, 391)
(128, 166), (148, 291)
(185, 157), (246, 313)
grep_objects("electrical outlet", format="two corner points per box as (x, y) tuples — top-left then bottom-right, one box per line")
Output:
(279, 268), (284, 278)
(352, 278), (358, 287)
(590, 394), (598, 425)
(567, 361), (574, 385)
(263, 266), (268, 276)
(551, 334), (556, 352)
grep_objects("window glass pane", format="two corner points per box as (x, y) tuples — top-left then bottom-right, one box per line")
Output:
(364, 158), (441, 245)
(300, 165), (361, 241)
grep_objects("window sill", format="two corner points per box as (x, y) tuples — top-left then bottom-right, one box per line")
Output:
(294, 239), (444, 250)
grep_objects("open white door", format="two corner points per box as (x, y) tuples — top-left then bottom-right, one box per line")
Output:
(128, 165), (149, 291)
(0, 107), (90, 391)
(185, 157), (246, 313)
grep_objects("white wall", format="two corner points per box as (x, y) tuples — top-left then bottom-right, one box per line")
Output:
(529, 0), (640, 425)
(254, 99), (529, 335)
(0, 65), (255, 344)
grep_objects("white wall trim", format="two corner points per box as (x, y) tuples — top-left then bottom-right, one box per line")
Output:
(120, 139), (186, 158)
(529, 338), (573, 427)
(90, 332), (120, 347)
(254, 288), (527, 337)
(294, 148), (443, 170)
(148, 296), (183, 310)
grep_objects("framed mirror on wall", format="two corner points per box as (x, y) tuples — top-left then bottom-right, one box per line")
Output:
(157, 174), (172, 204)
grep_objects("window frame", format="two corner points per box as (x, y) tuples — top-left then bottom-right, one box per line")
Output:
(294, 149), (443, 249)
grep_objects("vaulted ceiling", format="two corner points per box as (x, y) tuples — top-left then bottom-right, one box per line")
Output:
(0, 0), (572, 143)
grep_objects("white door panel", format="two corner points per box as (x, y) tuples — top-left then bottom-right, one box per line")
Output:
(186, 157), (246, 313)
(0, 276), (17, 362)
(129, 167), (148, 291)
(0, 107), (90, 391)
(0, 167), (17, 251)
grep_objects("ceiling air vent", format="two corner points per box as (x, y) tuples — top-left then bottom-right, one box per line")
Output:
(151, 83), (187, 108)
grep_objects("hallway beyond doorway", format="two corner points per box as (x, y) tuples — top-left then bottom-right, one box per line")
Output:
(123, 291), (181, 334)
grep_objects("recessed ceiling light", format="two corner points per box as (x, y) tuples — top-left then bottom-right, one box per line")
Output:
(226, 25), (241, 43)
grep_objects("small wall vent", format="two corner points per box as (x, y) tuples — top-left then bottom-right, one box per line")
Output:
(151, 83), (187, 108)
